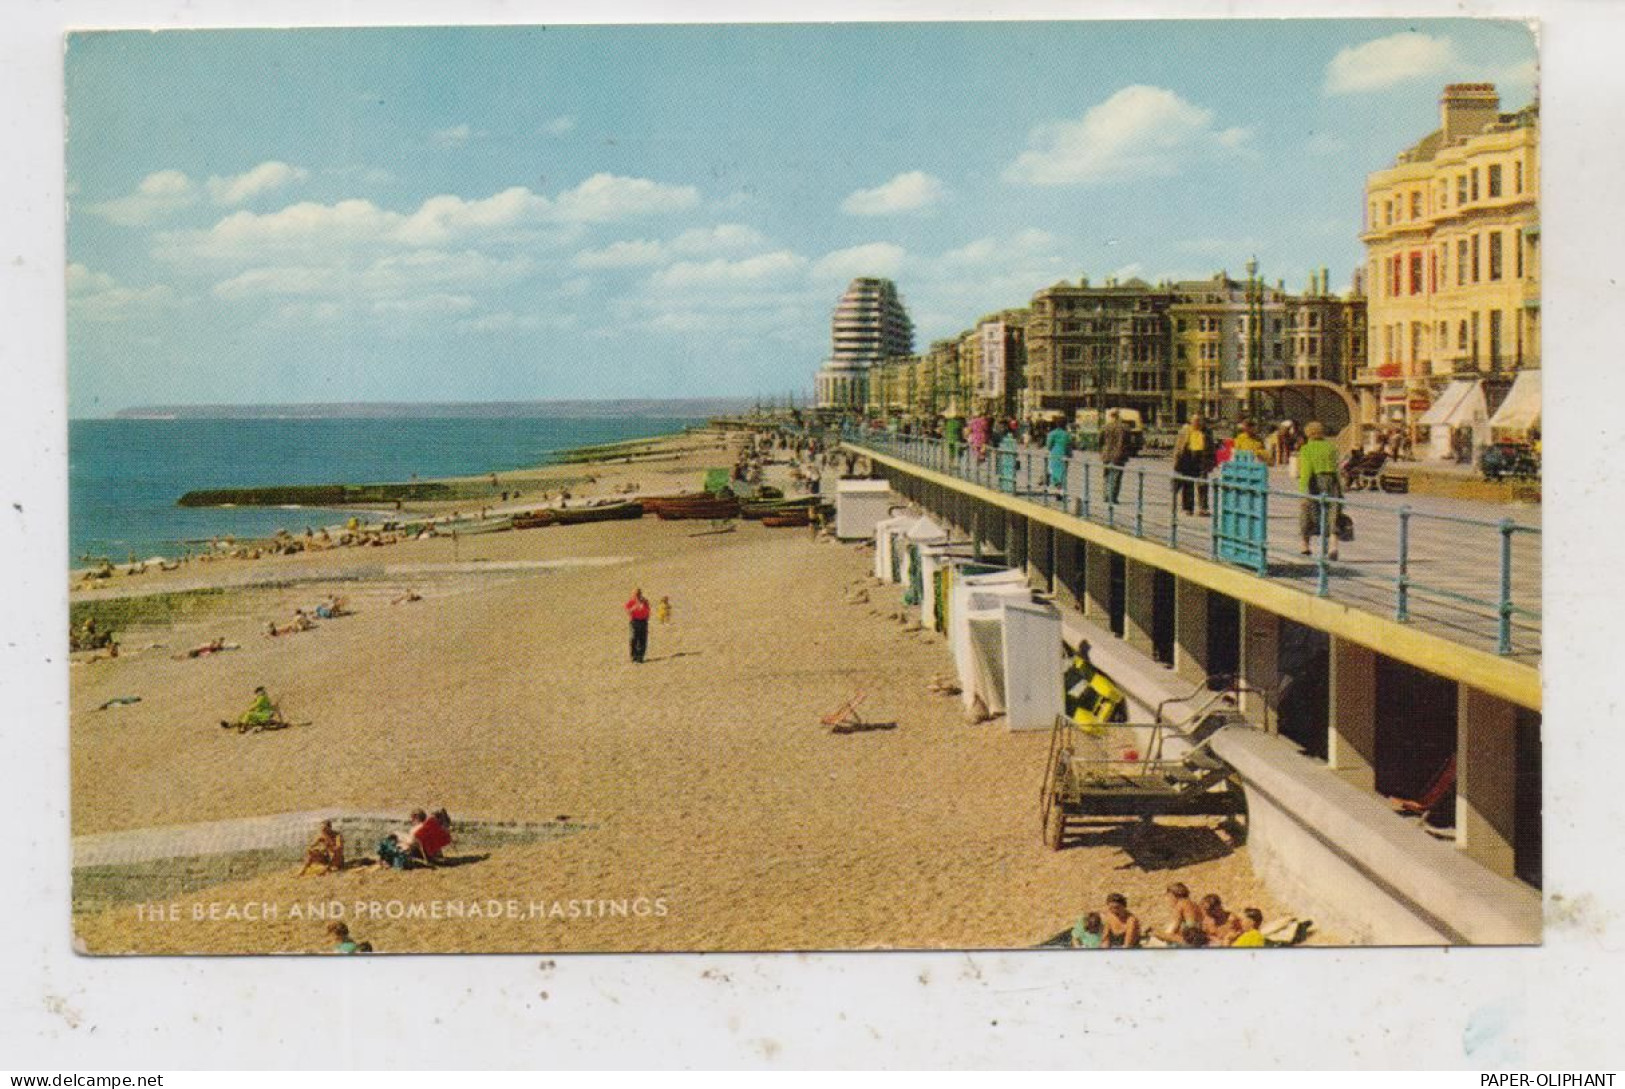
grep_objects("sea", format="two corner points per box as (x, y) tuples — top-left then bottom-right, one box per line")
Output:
(69, 415), (709, 565)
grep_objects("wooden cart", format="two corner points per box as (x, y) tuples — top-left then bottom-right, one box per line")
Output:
(1038, 683), (1250, 850)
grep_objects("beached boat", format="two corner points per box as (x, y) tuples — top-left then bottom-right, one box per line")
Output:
(511, 511), (559, 530)
(645, 494), (741, 520)
(739, 496), (823, 520)
(761, 509), (812, 528)
(441, 515), (513, 535)
(552, 500), (644, 525)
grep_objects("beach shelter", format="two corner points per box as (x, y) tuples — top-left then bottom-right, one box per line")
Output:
(1417, 379), (1488, 461)
(835, 479), (895, 540)
(998, 598), (1066, 732)
(948, 570), (1031, 706)
(900, 516), (948, 604)
(917, 544), (980, 631)
(1489, 369), (1542, 440)
(872, 511), (914, 582)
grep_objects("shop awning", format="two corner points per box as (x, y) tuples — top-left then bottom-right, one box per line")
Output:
(1416, 379), (1480, 427)
(1489, 369), (1542, 433)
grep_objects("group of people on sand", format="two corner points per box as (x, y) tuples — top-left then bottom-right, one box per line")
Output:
(1071, 883), (1269, 949)
(297, 808), (455, 880)
(266, 596), (349, 637)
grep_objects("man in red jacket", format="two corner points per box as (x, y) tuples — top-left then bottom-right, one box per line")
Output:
(625, 588), (652, 663)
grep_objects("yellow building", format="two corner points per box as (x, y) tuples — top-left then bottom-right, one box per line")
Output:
(1359, 83), (1539, 435)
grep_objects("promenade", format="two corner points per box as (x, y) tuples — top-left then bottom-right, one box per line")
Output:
(848, 432), (1541, 672)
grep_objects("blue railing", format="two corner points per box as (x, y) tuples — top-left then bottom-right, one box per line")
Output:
(841, 428), (1541, 660)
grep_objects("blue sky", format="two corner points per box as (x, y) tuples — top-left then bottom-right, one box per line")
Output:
(64, 20), (1536, 416)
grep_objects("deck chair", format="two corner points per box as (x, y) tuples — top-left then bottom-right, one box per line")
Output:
(1390, 755), (1456, 820)
(821, 693), (868, 732)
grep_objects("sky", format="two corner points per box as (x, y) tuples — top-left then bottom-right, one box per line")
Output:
(64, 19), (1537, 416)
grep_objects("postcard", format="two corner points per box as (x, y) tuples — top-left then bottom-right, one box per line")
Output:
(65, 18), (1541, 956)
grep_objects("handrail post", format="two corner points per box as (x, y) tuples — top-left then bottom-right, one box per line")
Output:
(1316, 494), (1330, 597)
(1498, 518), (1515, 655)
(1396, 505), (1411, 622)
(1079, 460), (1090, 518)
(1134, 469), (1145, 538)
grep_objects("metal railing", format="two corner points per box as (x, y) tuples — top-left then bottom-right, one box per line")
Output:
(842, 428), (1541, 660)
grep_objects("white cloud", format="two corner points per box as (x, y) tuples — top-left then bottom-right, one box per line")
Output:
(553, 173), (700, 223)
(212, 266), (339, 300)
(811, 242), (907, 282)
(671, 224), (766, 255)
(395, 187), (554, 247)
(938, 229), (1057, 267)
(573, 240), (668, 269)
(358, 249), (534, 294)
(430, 123), (482, 148)
(1324, 32), (1460, 95)
(541, 116), (576, 137)
(648, 251), (807, 291)
(206, 161), (310, 205)
(840, 171), (946, 216)
(573, 224), (767, 270)
(66, 262), (178, 321)
(87, 170), (198, 226)
(1004, 85), (1249, 186)
(370, 293), (478, 317)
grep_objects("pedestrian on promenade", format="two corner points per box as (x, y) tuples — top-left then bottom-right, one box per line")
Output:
(1231, 418), (1266, 460)
(1172, 414), (1217, 516)
(1098, 409), (1135, 505)
(1297, 421), (1343, 560)
(625, 588), (652, 663)
(1046, 419), (1074, 496)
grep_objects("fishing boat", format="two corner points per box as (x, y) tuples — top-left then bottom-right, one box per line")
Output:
(645, 493), (741, 520)
(739, 495), (824, 520)
(512, 510), (559, 530)
(552, 500), (645, 525)
(761, 509), (812, 528)
(441, 515), (514, 535)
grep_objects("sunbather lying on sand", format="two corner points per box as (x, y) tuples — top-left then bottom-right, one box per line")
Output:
(173, 636), (240, 660)
(267, 610), (316, 637)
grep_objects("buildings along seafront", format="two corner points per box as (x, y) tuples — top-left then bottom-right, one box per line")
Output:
(815, 82), (1538, 460)
(1357, 83), (1540, 445)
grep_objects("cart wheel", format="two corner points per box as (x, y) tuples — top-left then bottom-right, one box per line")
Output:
(1043, 792), (1065, 851)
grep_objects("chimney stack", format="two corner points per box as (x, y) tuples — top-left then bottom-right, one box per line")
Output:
(1440, 83), (1500, 145)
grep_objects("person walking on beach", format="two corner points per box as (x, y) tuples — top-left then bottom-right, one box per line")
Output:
(625, 588), (652, 663)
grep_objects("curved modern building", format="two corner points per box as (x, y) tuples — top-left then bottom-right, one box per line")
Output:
(815, 277), (914, 410)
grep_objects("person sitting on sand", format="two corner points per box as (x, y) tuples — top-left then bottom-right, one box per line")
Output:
(314, 595), (348, 620)
(1200, 893), (1236, 943)
(298, 820), (345, 876)
(1157, 882), (1205, 945)
(1230, 907), (1267, 947)
(411, 808), (453, 865)
(326, 921), (371, 954)
(1102, 893), (1142, 947)
(391, 588), (423, 605)
(1071, 911), (1105, 949)
(220, 685), (286, 733)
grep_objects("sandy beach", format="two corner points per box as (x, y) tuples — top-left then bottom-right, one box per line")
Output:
(70, 430), (1301, 954)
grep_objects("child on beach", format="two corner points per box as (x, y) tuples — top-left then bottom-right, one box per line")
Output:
(298, 820), (345, 876)
(656, 596), (672, 623)
(1071, 911), (1105, 949)
(326, 921), (371, 953)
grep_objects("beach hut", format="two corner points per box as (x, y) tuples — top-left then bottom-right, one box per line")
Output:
(835, 479), (896, 540)
(918, 543), (980, 631)
(872, 511), (915, 582)
(948, 569), (1032, 705)
(950, 585), (1064, 731)
(900, 515), (948, 605)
